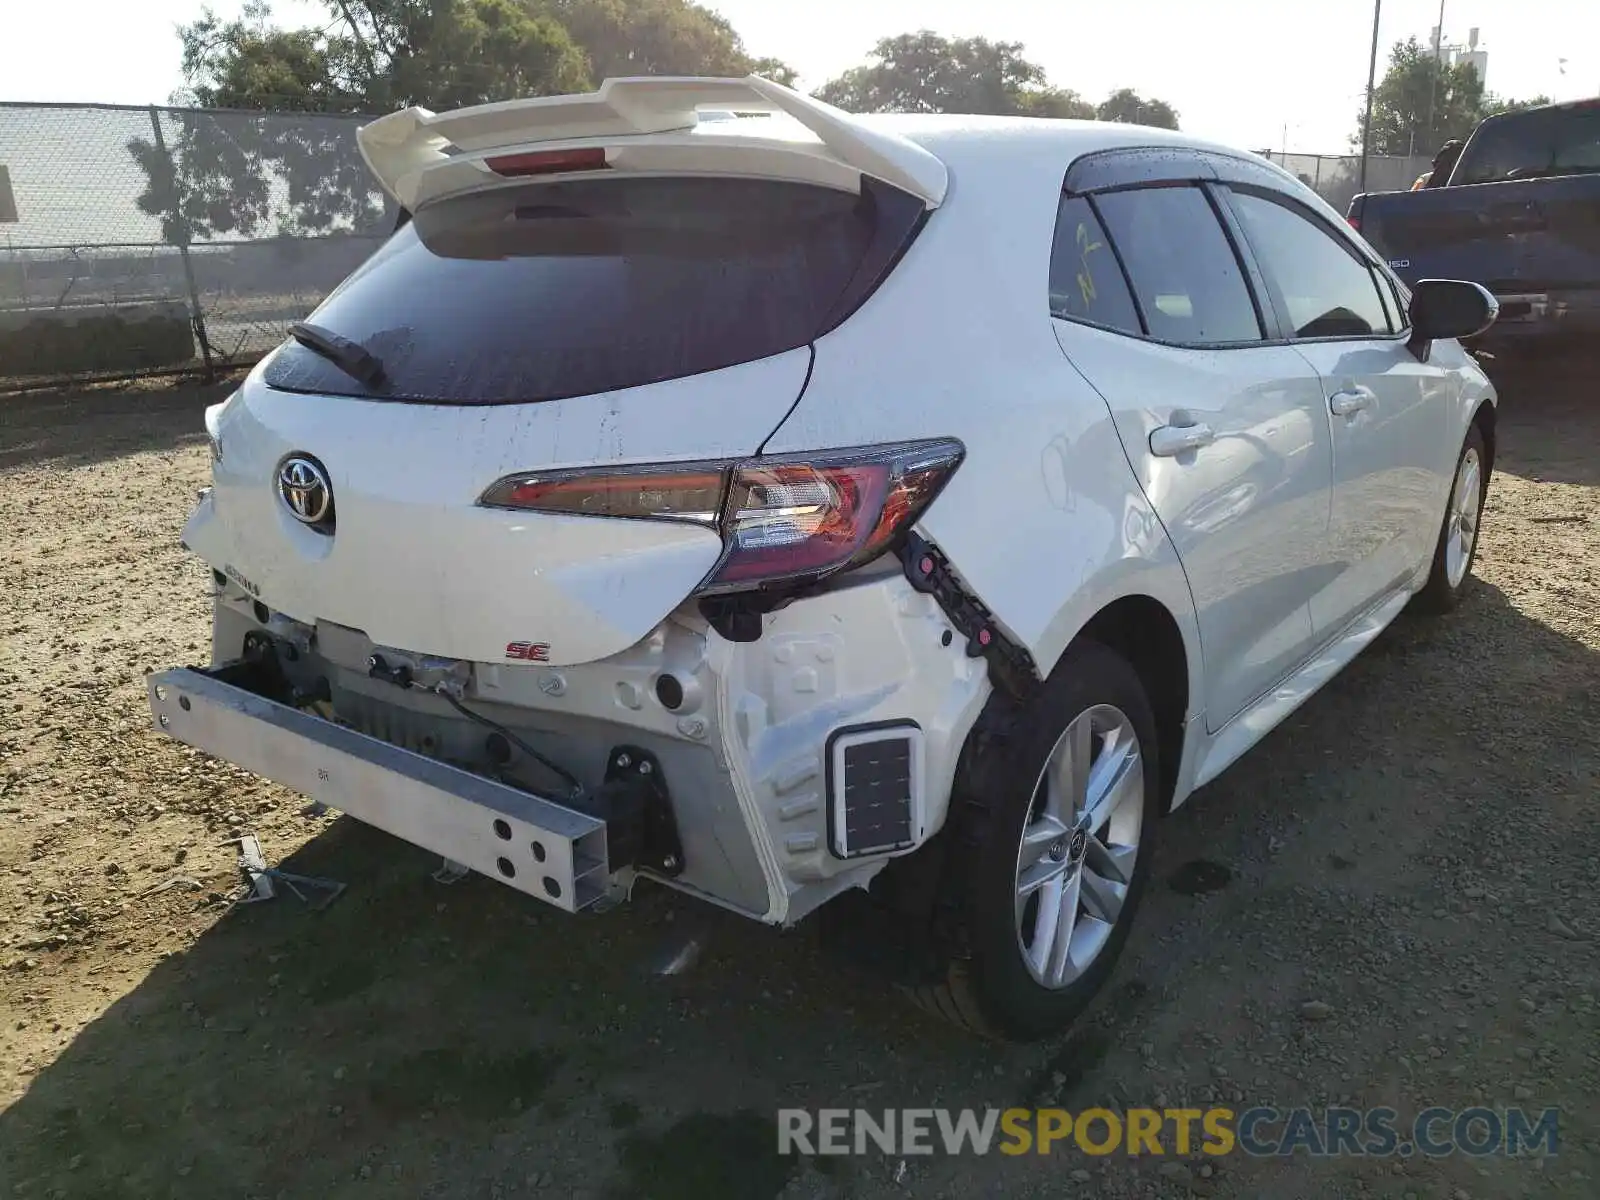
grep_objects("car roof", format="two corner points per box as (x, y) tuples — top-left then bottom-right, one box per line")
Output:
(840, 113), (1308, 205)
(857, 112), (1258, 167)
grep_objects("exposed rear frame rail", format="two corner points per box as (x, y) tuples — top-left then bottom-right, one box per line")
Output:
(147, 665), (611, 913)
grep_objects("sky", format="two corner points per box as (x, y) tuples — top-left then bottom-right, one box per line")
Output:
(1, 0), (1596, 153)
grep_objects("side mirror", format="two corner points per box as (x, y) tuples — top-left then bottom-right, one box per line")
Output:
(1407, 279), (1498, 358)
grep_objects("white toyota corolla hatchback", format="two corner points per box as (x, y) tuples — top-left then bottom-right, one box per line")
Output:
(149, 76), (1499, 1041)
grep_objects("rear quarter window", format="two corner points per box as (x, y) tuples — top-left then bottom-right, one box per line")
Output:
(264, 175), (925, 405)
(1049, 195), (1142, 335)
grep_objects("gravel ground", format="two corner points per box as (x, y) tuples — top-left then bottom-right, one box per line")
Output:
(1, 362), (1596, 1200)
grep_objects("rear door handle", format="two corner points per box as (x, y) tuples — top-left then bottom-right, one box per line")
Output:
(1149, 423), (1216, 457)
(1329, 388), (1375, 417)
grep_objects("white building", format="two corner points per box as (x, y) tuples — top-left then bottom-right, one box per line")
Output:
(1431, 26), (1489, 88)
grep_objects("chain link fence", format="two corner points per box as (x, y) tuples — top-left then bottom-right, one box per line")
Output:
(0, 102), (396, 388)
(1260, 151), (1434, 217)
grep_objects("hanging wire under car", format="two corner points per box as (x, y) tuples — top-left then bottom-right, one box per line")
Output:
(438, 690), (586, 800)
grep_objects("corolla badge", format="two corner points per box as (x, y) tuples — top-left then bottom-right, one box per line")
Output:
(277, 455), (334, 527)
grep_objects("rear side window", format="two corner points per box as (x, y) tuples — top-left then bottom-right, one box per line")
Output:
(1049, 195), (1141, 335)
(1453, 104), (1600, 184)
(264, 175), (925, 404)
(1229, 191), (1394, 338)
(1092, 186), (1263, 345)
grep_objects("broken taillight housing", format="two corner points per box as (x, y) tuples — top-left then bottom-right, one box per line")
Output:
(478, 439), (965, 594)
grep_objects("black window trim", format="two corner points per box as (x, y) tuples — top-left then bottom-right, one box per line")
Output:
(1379, 265), (1414, 333)
(1371, 263), (1399, 332)
(1215, 182), (1412, 347)
(1047, 179), (1272, 351)
(1085, 192), (1149, 338)
(1052, 145), (1423, 349)
(1202, 180), (1287, 342)
(1048, 193), (1148, 338)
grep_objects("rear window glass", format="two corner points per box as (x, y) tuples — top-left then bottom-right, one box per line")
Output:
(1453, 105), (1600, 185)
(264, 175), (923, 404)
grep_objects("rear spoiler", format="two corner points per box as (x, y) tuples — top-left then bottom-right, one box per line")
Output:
(357, 75), (949, 213)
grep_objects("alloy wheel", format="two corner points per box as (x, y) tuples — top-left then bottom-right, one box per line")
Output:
(1445, 446), (1483, 589)
(1013, 704), (1145, 989)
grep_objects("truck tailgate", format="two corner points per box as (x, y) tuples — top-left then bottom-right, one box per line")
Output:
(1357, 175), (1600, 294)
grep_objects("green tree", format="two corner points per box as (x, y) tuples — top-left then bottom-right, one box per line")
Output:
(1483, 93), (1553, 118)
(748, 57), (798, 88)
(128, 3), (392, 242)
(1096, 87), (1180, 130)
(132, 0), (795, 240)
(815, 32), (1091, 118)
(274, 0), (590, 111)
(1355, 37), (1547, 156)
(539, 0), (780, 81)
(172, 4), (365, 111)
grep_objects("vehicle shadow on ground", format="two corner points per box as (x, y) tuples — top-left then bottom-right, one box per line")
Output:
(3, 575), (1595, 1200)
(1488, 355), (1599, 488)
(0, 378), (236, 473)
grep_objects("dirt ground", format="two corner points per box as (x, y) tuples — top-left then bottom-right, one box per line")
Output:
(1, 361), (1596, 1200)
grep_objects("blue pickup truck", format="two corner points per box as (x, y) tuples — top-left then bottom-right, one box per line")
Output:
(1348, 97), (1600, 356)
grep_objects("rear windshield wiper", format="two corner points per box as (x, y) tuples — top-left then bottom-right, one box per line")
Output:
(287, 322), (386, 387)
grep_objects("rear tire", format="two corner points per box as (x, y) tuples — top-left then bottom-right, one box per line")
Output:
(910, 639), (1161, 1041)
(1411, 423), (1489, 616)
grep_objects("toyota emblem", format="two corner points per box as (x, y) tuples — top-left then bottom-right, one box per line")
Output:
(277, 455), (334, 528)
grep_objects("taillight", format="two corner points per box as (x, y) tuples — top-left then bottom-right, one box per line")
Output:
(479, 440), (964, 594)
(484, 466), (728, 524)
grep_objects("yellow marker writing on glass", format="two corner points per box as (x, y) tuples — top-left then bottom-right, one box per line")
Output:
(1075, 221), (1104, 309)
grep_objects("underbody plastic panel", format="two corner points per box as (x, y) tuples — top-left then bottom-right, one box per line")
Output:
(193, 349), (813, 666)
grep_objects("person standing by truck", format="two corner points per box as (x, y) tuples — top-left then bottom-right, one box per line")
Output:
(1412, 139), (1465, 190)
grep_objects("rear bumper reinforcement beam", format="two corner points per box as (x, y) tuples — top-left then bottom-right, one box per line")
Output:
(146, 666), (611, 912)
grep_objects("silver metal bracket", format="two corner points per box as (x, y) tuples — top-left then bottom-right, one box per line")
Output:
(432, 857), (471, 885)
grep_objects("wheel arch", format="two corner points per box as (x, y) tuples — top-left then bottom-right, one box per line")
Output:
(1472, 397), (1497, 475)
(1073, 594), (1191, 814)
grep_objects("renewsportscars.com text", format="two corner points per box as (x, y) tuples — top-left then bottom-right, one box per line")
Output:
(778, 1106), (1560, 1159)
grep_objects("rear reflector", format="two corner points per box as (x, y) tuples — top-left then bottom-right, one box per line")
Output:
(485, 147), (610, 177)
(827, 723), (924, 859)
(478, 439), (965, 596)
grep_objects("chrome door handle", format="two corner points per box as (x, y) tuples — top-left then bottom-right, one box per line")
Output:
(1329, 388), (1374, 417)
(1149, 423), (1216, 457)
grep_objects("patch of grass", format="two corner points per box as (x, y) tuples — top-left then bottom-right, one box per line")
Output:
(615, 1110), (796, 1200)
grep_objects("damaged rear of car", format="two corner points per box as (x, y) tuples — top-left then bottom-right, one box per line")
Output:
(151, 77), (1271, 1043)
(152, 77), (994, 930)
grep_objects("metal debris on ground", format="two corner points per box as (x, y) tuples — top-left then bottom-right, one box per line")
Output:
(137, 876), (205, 899)
(227, 834), (346, 910)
